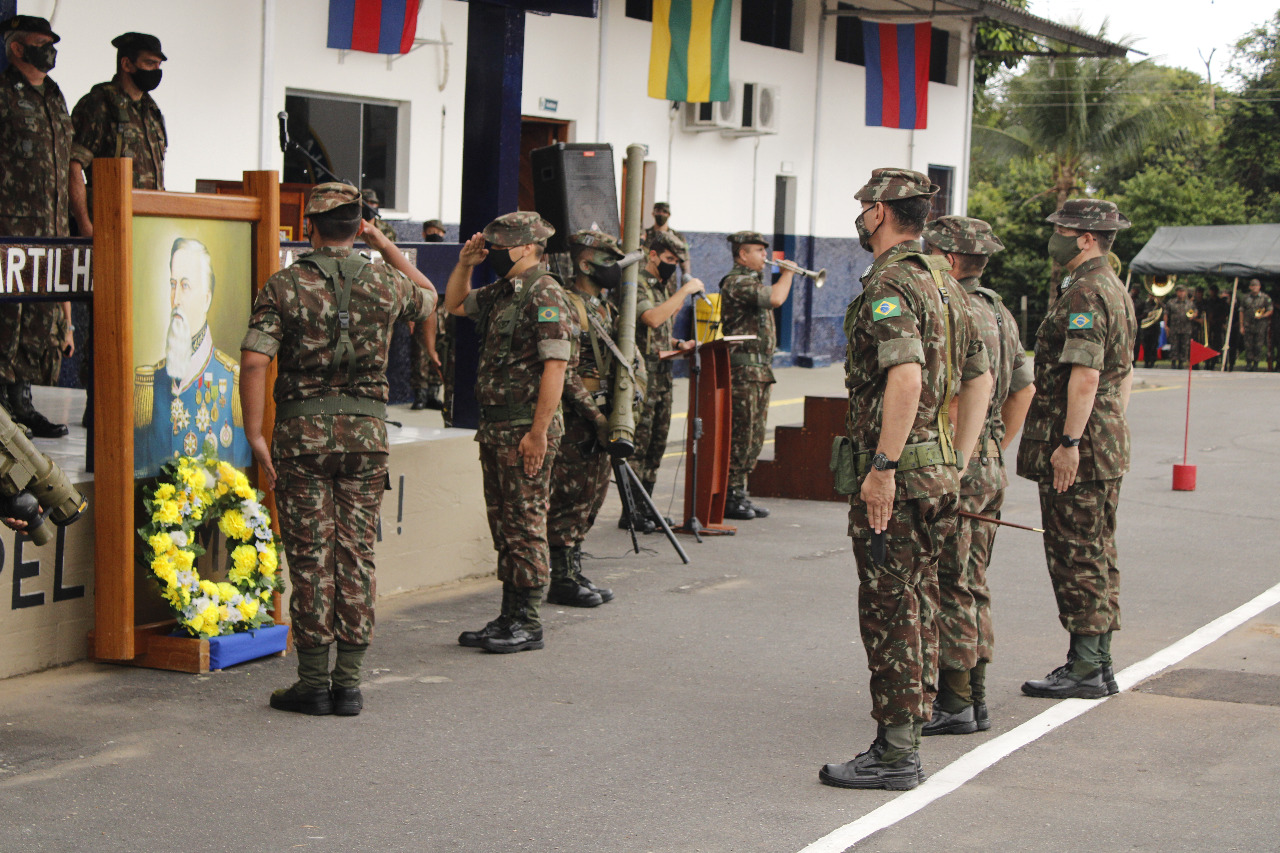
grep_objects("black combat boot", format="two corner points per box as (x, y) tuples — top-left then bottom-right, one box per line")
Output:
(270, 645), (334, 715)
(458, 584), (515, 647)
(424, 385), (444, 410)
(482, 586), (545, 653)
(970, 661), (991, 731)
(10, 383), (67, 438)
(819, 723), (921, 790)
(410, 388), (429, 410)
(570, 543), (613, 603)
(923, 669), (978, 736)
(724, 488), (756, 521)
(330, 641), (367, 716)
(1021, 634), (1108, 699)
(741, 491), (769, 518)
(547, 545), (603, 607)
(618, 486), (657, 534)
(1099, 631), (1119, 695)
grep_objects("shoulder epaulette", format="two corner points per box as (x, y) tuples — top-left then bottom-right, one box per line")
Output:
(134, 364), (155, 427)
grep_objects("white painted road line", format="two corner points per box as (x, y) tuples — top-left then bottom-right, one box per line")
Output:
(798, 579), (1280, 853)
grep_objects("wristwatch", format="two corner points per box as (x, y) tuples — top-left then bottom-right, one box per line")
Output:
(871, 452), (898, 471)
(1059, 434), (1081, 448)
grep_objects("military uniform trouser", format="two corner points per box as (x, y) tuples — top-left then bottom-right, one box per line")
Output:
(1168, 330), (1191, 363)
(729, 377), (771, 491)
(850, 491), (957, 727)
(1038, 477), (1122, 636)
(632, 363), (673, 487)
(1140, 326), (1162, 364)
(937, 488), (1004, 672)
(1243, 322), (1269, 363)
(0, 302), (64, 385)
(479, 436), (560, 588)
(409, 327), (444, 390)
(548, 410), (612, 547)
(275, 452), (388, 650)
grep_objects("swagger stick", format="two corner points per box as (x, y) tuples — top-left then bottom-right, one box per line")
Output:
(957, 510), (1044, 533)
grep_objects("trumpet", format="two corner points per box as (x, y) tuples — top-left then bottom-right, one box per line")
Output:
(1186, 308), (1197, 320)
(1256, 307), (1268, 319)
(775, 258), (827, 288)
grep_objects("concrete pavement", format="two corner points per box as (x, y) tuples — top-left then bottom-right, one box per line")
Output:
(1, 364), (1278, 852)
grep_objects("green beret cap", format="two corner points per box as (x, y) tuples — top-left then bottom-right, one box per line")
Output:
(483, 211), (555, 248)
(922, 216), (1005, 256)
(855, 168), (938, 202)
(111, 32), (166, 60)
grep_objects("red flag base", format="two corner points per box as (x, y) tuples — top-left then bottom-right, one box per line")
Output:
(1172, 464), (1197, 491)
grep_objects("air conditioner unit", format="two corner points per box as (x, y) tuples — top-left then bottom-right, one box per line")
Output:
(717, 80), (745, 129)
(725, 83), (781, 136)
(681, 101), (720, 132)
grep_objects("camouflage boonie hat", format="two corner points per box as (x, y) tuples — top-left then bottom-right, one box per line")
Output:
(111, 32), (166, 60)
(727, 230), (769, 248)
(855, 168), (938, 202)
(483, 211), (555, 248)
(568, 229), (625, 261)
(305, 182), (361, 215)
(1046, 198), (1131, 231)
(653, 202), (671, 213)
(361, 188), (380, 206)
(3, 15), (60, 43)
(649, 230), (688, 260)
(922, 216), (1004, 256)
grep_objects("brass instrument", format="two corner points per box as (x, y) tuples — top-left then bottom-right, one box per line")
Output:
(1256, 307), (1268, 319)
(1139, 275), (1176, 329)
(1186, 307), (1198, 320)
(775, 258), (827, 288)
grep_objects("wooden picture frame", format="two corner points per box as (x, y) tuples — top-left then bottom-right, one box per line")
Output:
(89, 162), (281, 668)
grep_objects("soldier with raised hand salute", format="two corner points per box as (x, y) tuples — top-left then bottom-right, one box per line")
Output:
(1018, 199), (1136, 701)
(819, 169), (991, 792)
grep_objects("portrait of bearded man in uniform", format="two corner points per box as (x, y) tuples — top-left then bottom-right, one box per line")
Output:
(134, 236), (250, 476)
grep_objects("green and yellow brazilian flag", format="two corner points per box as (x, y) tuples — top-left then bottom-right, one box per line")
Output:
(648, 0), (732, 103)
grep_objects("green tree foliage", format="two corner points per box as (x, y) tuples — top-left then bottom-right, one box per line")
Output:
(973, 0), (1038, 88)
(1218, 12), (1280, 215)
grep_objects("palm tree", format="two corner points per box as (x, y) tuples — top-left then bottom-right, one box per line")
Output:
(975, 27), (1209, 206)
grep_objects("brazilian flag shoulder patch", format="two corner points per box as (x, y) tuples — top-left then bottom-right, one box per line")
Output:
(1068, 312), (1094, 330)
(872, 297), (902, 321)
(537, 306), (561, 323)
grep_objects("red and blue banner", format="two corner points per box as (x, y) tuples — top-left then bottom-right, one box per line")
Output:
(327, 0), (420, 55)
(862, 21), (931, 130)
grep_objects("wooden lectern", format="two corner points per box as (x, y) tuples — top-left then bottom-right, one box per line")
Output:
(673, 338), (737, 536)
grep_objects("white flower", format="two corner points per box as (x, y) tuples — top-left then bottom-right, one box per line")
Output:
(191, 595), (214, 613)
(203, 469), (216, 490)
(170, 530), (188, 547)
(176, 570), (196, 587)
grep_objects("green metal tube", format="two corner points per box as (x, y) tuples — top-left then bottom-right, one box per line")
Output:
(608, 143), (645, 454)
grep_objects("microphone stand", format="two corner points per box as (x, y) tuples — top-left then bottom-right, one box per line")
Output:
(277, 111), (378, 222)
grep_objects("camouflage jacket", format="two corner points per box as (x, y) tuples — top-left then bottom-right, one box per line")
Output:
(243, 246), (432, 457)
(464, 264), (574, 445)
(1165, 297), (1196, 334)
(1240, 291), (1273, 328)
(634, 267), (676, 366)
(843, 241), (988, 500)
(0, 65), (73, 236)
(372, 217), (397, 241)
(957, 276), (1032, 496)
(718, 263), (776, 383)
(1017, 256), (1136, 484)
(561, 287), (617, 429)
(70, 80), (166, 190)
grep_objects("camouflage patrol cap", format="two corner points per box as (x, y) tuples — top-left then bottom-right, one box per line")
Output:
(568, 229), (625, 261)
(423, 219), (445, 232)
(483, 211), (555, 248)
(922, 216), (1005, 256)
(653, 202), (671, 213)
(1046, 198), (1132, 231)
(111, 32), (166, 60)
(855, 168), (938, 202)
(305, 182), (361, 216)
(728, 230), (769, 248)
(649, 230), (688, 260)
(361, 188), (380, 206)
(3, 15), (60, 43)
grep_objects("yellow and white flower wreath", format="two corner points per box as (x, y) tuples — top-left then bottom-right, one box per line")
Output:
(138, 455), (282, 639)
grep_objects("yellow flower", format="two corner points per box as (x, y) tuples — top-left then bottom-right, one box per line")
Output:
(198, 604), (221, 634)
(219, 510), (251, 542)
(152, 562), (177, 586)
(152, 501), (181, 525)
(231, 544), (258, 579)
(259, 589), (272, 601)
(215, 482), (230, 497)
(155, 483), (176, 501)
(174, 549), (195, 571)
(215, 581), (237, 602)
(258, 548), (278, 574)
(198, 579), (218, 598)
(238, 598), (260, 621)
(148, 532), (174, 555)
(179, 465), (205, 490)
(233, 481), (255, 500)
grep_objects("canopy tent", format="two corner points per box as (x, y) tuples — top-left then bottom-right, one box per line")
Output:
(1129, 224), (1280, 278)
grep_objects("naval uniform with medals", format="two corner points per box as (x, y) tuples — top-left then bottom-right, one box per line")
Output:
(134, 324), (251, 477)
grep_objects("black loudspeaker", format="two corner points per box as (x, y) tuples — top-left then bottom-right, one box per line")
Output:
(531, 143), (620, 254)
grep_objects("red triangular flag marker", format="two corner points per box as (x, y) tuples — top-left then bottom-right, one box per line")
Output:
(1189, 339), (1219, 368)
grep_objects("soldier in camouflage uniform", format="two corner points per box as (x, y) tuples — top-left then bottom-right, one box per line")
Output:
(409, 300), (444, 410)
(920, 216), (1035, 737)
(820, 169), (992, 791)
(0, 16), (89, 439)
(1017, 198), (1137, 701)
(547, 230), (640, 606)
(445, 212), (574, 653)
(622, 231), (704, 531)
(1238, 279), (1273, 371)
(361, 188), (399, 242)
(1164, 284), (1197, 370)
(718, 231), (795, 520)
(241, 182), (436, 716)
(641, 202), (690, 275)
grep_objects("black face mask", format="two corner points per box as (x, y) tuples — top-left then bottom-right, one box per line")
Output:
(23, 43), (57, 73)
(423, 234), (444, 243)
(588, 261), (622, 290)
(657, 261), (678, 282)
(130, 67), (163, 92)
(488, 247), (517, 279)
(653, 214), (669, 226)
